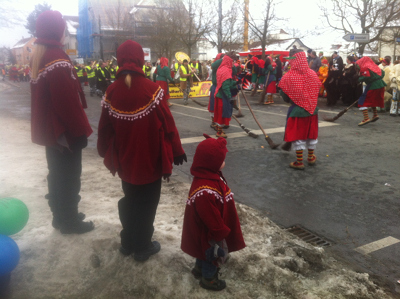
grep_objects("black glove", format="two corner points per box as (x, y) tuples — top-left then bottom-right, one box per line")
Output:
(205, 244), (225, 262)
(71, 135), (88, 151)
(173, 153), (187, 166)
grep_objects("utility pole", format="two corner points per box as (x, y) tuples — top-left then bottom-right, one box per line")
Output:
(243, 0), (249, 51)
(99, 16), (104, 60)
(218, 0), (222, 53)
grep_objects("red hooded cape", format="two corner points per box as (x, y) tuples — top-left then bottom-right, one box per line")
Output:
(214, 55), (233, 96)
(181, 134), (245, 260)
(279, 51), (321, 114)
(356, 56), (382, 77)
(31, 10), (92, 148)
(97, 40), (184, 185)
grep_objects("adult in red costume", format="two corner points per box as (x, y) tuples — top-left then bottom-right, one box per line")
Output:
(213, 55), (236, 138)
(355, 56), (386, 126)
(97, 40), (186, 261)
(279, 49), (321, 170)
(155, 57), (174, 107)
(30, 11), (94, 234)
(181, 134), (245, 290)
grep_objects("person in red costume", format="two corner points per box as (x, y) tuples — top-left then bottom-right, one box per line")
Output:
(279, 49), (321, 170)
(181, 134), (245, 291)
(30, 10), (94, 234)
(97, 40), (187, 262)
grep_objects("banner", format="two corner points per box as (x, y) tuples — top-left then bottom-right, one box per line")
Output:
(168, 81), (212, 98)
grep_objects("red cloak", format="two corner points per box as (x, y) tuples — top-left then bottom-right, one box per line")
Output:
(97, 40), (184, 185)
(181, 135), (245, 260)
(30, 47), (92, 148)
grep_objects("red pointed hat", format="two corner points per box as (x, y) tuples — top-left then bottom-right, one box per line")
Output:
(35, 10), (66, 46)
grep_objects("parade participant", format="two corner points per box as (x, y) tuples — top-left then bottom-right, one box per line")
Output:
(190, 59), (200, 82)
(275, 55), (283, 91)
(341, 56), (361, 105)
(325, 51), (344, 106)
(30, 10), (94, 233)
(97, 40), (186, 261)
(214, 55), (236, 138)
(309, 51), (321, 73)
(181, 134), (245, 291)
(355, 56), (386, 126)
(279, 49), (321, 170)
(317, 58), (329, 97)
(1, 68), (5, 81)
(143, 61), (152, 80)
(74, 61), (84, 86)
(257, 57), (266, 92)
(85, 61), (96, 97)
(24, 65), (30, 82)
(156, 57), (174, 107)
(170, 59), (176, 78)
(209, 53), (225, 129)
(179, 59), (193, 105)
(250, 56), (260, 96)
(107, 63), (116, 82)
(9, 65), (18, 82)
(263, 56), (277, 105)
(96, 62), (110, 95)
(174, 60), (181, 82)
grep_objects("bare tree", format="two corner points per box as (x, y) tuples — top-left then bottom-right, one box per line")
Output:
(320, 0), (400, 54)
(168, 0), (216, 58)
(207, 0), (244, 52)
(245, 0), (283, 59)
(0, 0), (25, 29)
(147, 0), (182, 62)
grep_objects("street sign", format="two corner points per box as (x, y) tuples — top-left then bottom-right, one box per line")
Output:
(343, 33), (370, 43)
(395, 37), (400, 43)
(143, 48), (151, 61)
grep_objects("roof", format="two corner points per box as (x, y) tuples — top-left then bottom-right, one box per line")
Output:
(64, 16), (79, 35)
(12, 37), (35, 49)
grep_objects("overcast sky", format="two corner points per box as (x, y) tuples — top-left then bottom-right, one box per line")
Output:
(0, 0), (341, 51)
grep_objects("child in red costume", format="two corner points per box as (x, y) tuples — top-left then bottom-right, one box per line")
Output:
(181, 134), (245, 291)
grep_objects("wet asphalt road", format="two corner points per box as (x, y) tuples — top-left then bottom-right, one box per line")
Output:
(1, 80), (400, 296)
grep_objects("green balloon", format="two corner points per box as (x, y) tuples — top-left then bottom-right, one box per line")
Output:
(0, 198), (29, 236)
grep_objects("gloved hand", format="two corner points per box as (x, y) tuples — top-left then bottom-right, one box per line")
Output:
(205, 244), (225, 262)
(71, 135), (88, 151)
(163, 174), (171, 183)
(173, 153), (187, 166)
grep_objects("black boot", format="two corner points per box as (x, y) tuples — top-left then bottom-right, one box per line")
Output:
(199, 269), (226, 291)
(58, 217), (94, 234)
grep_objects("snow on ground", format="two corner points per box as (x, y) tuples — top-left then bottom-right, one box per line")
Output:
(0, 116), (391, 299)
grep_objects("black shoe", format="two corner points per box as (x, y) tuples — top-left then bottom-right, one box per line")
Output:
(52, 212), (86, 229)
(223, 125), (229, 129)
(199, 271), (226, 291)
(133, 241), (161, 262)
(119, 246), (134, 256)
(59, 219), (94, 234)
(191, 264), (202, 279)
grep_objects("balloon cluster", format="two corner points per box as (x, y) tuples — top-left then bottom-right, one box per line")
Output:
(0, 198), (29, 276)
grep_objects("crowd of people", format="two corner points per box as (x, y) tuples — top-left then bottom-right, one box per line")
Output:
(1, 65), (31, 82)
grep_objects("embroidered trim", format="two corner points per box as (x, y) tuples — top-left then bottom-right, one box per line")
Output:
(186, 186), (234, 205)
(101, 87), (164, 121)
(30, 59), (76, 84)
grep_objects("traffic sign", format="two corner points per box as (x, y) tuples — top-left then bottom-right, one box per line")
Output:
(343, 33), (370, 43)
(395, 37), (400, 43)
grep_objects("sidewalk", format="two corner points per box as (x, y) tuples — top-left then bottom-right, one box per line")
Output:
(0, 106), (391, 298)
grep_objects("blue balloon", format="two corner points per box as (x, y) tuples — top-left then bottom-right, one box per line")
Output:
(0, 235), (20, 276)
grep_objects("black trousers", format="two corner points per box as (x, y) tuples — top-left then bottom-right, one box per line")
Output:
(118, 179), (162, 253)
(45, 146), (82, 220)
